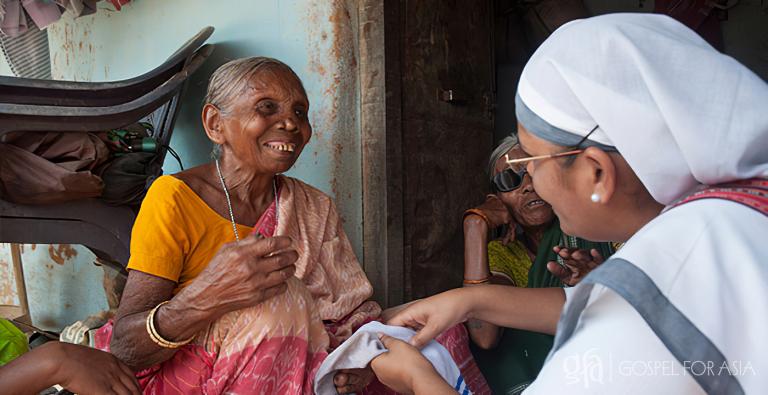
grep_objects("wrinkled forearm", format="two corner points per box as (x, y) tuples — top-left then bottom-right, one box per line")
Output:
(111, 294), (212, 371)
(111, 310), (178, 371)
(463, 215), (503, 348)
(463, 216), (491, 280)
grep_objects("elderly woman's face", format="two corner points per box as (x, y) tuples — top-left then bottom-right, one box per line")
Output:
(218, 66), (311, 174)
(493, 144), (555, 228)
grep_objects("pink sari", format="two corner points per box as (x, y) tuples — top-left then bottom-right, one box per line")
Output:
(96, 177), (488, 394)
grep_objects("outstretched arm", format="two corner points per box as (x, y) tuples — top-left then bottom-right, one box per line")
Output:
(388, 285), (565, 348)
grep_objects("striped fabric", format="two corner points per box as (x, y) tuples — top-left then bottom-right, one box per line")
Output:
(454, 374), (471, 395)
(0, 13), (51, 79)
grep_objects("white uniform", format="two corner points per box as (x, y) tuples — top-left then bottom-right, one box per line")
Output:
(527, 200), (767, 394)
(512, 13), (768, 394)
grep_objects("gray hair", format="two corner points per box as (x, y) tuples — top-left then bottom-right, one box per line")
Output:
(205, 57), (307, 159)
(487, 135), (519, 182)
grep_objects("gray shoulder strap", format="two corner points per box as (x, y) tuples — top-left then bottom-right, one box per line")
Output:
(549, 258), (744, 395)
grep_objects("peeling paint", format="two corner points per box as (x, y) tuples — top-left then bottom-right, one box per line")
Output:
(48, 244), (78, 265)
(304, 0), (359, 206)
(49, 15), (97, 81)
(6, 243), (110, 331)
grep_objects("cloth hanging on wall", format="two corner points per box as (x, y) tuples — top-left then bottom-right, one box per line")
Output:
(0, 0), (133, 80)
(56, 0), (98, 18)
(0, 0), (61, 37)
(21, 0), (61, 30)
(0, 12), (51, 79)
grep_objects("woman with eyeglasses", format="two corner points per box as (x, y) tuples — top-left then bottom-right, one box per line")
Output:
(462, 135), (617, 393)
(369, 13), (767, 394)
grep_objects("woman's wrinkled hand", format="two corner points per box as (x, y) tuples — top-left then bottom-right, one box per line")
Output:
(178, 234), (298, 319)
(370, 334), (441, 395)
(546, 247), (605, 286)
(469, 194), (514, 230)
(500, 221), (517, 246)
(48, 342), (141, 395)
(386, 289), (470, 349)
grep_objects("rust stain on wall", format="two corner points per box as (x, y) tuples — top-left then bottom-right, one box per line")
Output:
(49, 16), (96, 82)
(19, 244), (37, 254)
(304, 0), (358, 200)
(48, 244), (78, 265)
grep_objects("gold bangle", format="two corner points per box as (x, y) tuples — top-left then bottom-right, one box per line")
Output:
(463, 209), (491, 228)
(146, 301), (195, 349)
(463, 277), (490, 285)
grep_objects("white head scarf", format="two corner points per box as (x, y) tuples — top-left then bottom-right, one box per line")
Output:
(516, 13), (768, 205)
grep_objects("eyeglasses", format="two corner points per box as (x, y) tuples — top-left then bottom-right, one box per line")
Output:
(493, 125), (599, 192)
(504, 125), (600, 167)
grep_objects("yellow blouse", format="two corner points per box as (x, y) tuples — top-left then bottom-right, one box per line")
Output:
(127, 175), (253, 292)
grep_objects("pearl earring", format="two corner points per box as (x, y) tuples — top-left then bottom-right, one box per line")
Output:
(590, 193), (600, 203)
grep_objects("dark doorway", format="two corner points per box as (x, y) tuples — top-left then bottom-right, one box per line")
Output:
(386, 0), (495, 300)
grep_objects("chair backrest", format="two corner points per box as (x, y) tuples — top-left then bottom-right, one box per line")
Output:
(0, 27), (213, 107)
(0, 42), (214, 272)
(0, 44), (213, 136)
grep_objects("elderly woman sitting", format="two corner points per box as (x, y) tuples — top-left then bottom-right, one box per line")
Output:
(462, 136), (617, 393)
(96, 57), (380, 393)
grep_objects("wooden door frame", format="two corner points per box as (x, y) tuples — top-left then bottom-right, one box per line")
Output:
(358, 0), (406, 307)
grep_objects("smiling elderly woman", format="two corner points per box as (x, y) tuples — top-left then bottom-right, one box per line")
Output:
(95, 57), (381, 393)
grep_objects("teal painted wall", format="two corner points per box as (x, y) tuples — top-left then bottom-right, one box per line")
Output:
(0, 244), (109, 332)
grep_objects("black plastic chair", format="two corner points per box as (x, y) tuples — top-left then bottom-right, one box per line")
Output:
(0, 44), (212, 136)
(0, 27), (213, 107)
(0, 44), (214, 273)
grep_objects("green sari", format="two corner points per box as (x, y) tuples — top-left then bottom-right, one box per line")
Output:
(470, 219), (615, 394)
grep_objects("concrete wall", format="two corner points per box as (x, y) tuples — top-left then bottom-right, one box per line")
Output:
(0, 244), (109, 332)
(0, 0), (365, 330)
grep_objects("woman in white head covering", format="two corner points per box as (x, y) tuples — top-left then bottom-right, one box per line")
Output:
(369, 13), (767, 395)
